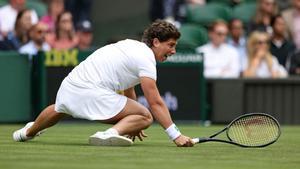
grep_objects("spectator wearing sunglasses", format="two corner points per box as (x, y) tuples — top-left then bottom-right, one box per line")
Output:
(243, 31), (287, 78)
(19, 22), (51, 59)
(196, 20), (240, 78)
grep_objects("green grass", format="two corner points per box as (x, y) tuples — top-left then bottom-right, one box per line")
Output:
(0, 123), (299, 169)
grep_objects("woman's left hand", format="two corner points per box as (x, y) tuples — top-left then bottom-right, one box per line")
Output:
(126, 130), (148, 142)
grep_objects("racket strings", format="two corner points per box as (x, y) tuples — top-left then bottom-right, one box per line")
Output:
(227, 115), (280, 146)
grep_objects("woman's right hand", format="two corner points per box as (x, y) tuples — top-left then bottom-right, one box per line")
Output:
(173, 135), (194, 147)
(255, 49), (266, 60)
(251, 49), (266, 67)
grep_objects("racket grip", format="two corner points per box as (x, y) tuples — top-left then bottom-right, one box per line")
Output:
(192, 138), (200, 143)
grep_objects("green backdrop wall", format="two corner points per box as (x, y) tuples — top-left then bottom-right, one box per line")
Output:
(0, 52), (31, 122)
(91, 0), (150, 46)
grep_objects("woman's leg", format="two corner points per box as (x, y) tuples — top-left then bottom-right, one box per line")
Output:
(26, 104), (68, 137)
(100, 98), (153, 136)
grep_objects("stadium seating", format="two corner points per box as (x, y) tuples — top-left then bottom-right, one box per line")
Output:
(176, 24), (208, 51)
(207, 0), (233, 5)
(0, 0), (47, 17)
(232, 2), (257, 24)
(185, 3), (232, 26)
(208, 0), (257, 5)
(0, 0), (6, 7)
(26, 0), (47, 17)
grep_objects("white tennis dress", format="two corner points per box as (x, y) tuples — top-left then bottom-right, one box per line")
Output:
(55, 39), (157, 120)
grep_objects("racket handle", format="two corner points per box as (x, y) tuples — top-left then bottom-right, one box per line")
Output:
(192, 138), (200, 143)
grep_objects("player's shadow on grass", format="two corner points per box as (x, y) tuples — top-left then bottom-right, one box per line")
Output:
(27, 140), (171, 147)
(29, 140), (90, 147)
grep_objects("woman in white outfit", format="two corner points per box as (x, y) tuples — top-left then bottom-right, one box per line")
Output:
(13, 20), (194, 147)
(243, 31), (288, 78)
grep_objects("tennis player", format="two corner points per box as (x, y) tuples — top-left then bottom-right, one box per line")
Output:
(13, 20), (194, 147)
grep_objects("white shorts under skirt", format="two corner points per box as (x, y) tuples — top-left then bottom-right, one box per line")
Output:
(54, 79), (127, 121)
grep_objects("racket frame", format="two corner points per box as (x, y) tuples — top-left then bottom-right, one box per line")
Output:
(193, 113), (281, 148)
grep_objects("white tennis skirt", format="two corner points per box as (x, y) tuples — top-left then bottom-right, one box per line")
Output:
(54, 79), (127, 121)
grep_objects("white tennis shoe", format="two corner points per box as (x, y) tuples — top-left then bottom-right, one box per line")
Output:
(89, 132), (133, 146)
(13, 122), (45, 142)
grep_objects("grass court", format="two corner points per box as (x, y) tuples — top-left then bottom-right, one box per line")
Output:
(0, 123), (299, 169)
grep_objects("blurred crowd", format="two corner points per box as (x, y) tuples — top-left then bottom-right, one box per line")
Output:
(1, 0), (300, 79)
(0, 0), (94, 58)
(151, 0), (300, 78)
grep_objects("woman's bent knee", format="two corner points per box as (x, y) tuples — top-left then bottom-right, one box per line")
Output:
(141, 109), (153, 128)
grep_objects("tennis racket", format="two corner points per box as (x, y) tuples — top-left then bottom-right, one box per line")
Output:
(192, 113), (281, 148)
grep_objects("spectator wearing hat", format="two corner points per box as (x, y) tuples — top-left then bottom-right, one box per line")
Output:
(76, 20), (95, 51)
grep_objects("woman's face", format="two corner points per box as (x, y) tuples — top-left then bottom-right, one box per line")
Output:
(58, 12), (73, 32)
(50, 0), (64, 17)
(254, 36), (269, 51)
(260, 0), (275, 14)
(20, 10), (32, 31)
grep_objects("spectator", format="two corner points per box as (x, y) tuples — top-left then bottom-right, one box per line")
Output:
(19, 22), (51, 59)
(289, 49), (300, 75)
(46, 11), (78, 50)
(248, 0), (279, 35)
(163, 0), (185, 25)
(76, 20), (95, 51)
(0, 9), (33, 50)
(243, 31), (287, 78)
(229, 0), (242, 7)
(0, 0), (38, 37)
(0, 33), (3, 41)
(187, 0), (205, 5)
(282, 0), (300, 49)
(149, 0), (186, 25)
(64, 0), (93, 25)
(277, 0), (292, 11)
(228, 18), (247, 70)
(196, 20), (240, 78)
(270, 15), (295, 68)
(209, 0), (243, 7)
(40, 0), (65, 33)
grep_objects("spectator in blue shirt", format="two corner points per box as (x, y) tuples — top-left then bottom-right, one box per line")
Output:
(228, 18), (247, 70)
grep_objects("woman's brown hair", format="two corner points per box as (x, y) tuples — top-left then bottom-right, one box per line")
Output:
(142, 20), (180, 47)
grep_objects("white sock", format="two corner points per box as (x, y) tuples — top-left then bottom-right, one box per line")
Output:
(104, 128), (119, 135)
(21, 128), (33, 140)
